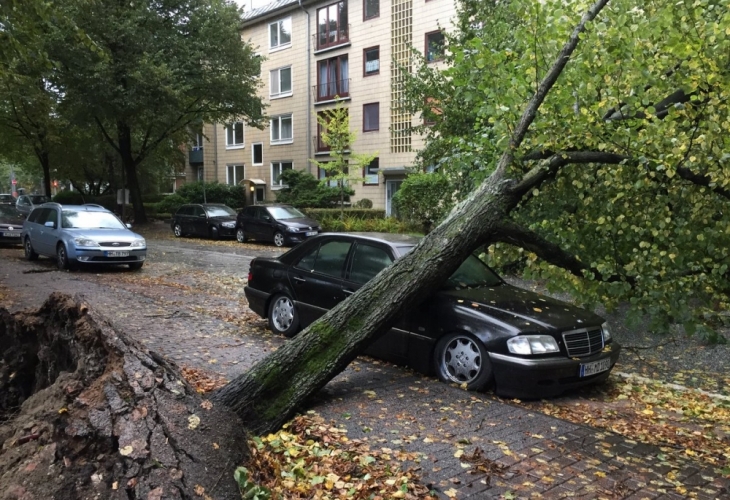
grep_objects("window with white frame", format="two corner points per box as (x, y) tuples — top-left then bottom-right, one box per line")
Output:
(270, 66), (292, 98)
(270, 114), (293, 144)
(227, 164), (244, 185)
(225, 122), (244, 148)
(363, 157), (379, 185)
(252, 143), (263, 165)
(192, 132), (204, 150)
(269, 18), (292, 50)
(271, 161), (293, 187)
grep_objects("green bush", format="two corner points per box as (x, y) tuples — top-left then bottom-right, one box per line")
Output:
(392, 172), (454, 233)
(275, 170), (352, 208)
(302, 208), (385, 220)
(175, 181), (246, 208)
(94, 194), (117, 212)
(353, 198), (373, 208)
(52, 190), (86, 205)
(318, 215), (412, 233)
(156, 193), (186, 215)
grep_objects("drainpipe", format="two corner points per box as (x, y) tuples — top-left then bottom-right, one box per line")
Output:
(299, 0), (311, 173)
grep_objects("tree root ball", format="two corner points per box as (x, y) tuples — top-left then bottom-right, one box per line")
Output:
(0, 292), (249, 500)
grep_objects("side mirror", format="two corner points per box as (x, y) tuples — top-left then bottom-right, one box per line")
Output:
(44, 221), (56, 229)
(126, 223), (132, 229)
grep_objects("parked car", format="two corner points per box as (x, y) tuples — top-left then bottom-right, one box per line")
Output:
(171, 203), (237, 239)
(21, 202), (146, 270)
(0, 205), (25, 244)
(236, 204), (321, 247)
(0, 193), (16, 205)
(244, 233), (620, 399)
(15, 194), (51, 216)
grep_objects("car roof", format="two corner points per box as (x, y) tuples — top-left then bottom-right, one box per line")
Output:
(320, 232), (422, 246)
(38, 202), (111, 212)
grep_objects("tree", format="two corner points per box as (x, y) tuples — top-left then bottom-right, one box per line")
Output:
(213, 0), (614, 434)
(275, 169), (350, 208)
(45, 0), (264, 223)
(311, 101), (376, 216)
(400, 0), (730, 339)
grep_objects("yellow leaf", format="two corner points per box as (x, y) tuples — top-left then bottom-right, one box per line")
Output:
(454, 449), (464, 458)
(445, 488), (458, 498)
(533, 307), (542, 313)
(58, 408), (68, 414)
(119, 446), (134, 456)
(594, 471), (606, 478)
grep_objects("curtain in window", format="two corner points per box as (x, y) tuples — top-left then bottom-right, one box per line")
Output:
(319, 62), (328, 98)
(339, 57), (348, 94)
(281, 116), (292, 140)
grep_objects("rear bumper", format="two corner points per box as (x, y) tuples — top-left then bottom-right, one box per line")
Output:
(244, 286), (269, 318)
(489, 342), (621, 399)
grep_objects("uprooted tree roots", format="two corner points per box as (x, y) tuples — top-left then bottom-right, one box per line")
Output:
(0, 292), (249, 500)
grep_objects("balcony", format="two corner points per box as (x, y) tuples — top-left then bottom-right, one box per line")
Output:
(189, 147), (203, 165)
(315, 25), (349, 51)
(313, 79), (350, 103)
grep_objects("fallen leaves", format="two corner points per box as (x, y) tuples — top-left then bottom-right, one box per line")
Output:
(180, 366), (228, 393)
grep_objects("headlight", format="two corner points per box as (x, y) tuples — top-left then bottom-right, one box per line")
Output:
(601, 322), (612, 342)
(286, 227), (298, 233)
(507, 335), (560, 355)
(222, 222), (236, 228)
(129, 238), (146, 248)
(73, 238), (99, 248)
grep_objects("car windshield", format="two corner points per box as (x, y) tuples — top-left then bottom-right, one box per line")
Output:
(29, 195), (50, 204)
(268, 206), (306, 219)
(205, 206), (236, 217)
(0, 195), (14, 203)
(61, 210), (126, 229)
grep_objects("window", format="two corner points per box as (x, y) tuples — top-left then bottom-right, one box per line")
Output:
(316, 110), (349, 152)
(317, 1), (348, 50)
(197, 167), (204, 181)
(363, 46), (379, 76)
(270, 66), (292, 98)
(269, 18), (292, 50)
(192, 133), (203, 150)
(271, 161), (293, 187)
(364, 0), (378, 20)
(226, 164), (244, 185)
(252, 143), (263, 165)
(426, 31), (446, 62)
(363, 157), (379, 185)
(424, 97), (442, 125)
(271, 114), (293, 144)
(363, 103), (379, 132)
(317, 55), (349, 101)
(226, 122), (244, 148)
(296, 240), (352, 277)
(349, 243), (393, 284)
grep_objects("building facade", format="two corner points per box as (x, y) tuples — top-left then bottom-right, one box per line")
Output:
(186, 0), (456, 214)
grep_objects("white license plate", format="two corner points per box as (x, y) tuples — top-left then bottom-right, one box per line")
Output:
(2, 231), (20, 237)
(105, 251), (129, 257)
(580, 357), (611, 377)
(306, 231), (317, 236)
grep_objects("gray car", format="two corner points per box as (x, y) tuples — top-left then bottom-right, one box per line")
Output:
(21, 202), (147, 270)
(15, 194), (51, 216)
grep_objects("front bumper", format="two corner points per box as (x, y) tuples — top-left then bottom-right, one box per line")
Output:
(70, 247), (147, 265)
(219, 225), (237, 237)
(489, 342), (621, 399)
(285, 231), (320, 245)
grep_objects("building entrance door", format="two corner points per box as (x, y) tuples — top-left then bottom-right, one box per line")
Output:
(385, 179), (403, 217)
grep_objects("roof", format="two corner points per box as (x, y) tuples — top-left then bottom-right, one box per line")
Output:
(242, 0), (300, 23)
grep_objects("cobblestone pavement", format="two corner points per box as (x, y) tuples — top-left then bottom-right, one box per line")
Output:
(0, 234), (727, 499)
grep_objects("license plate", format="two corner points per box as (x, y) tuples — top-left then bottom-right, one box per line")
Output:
(105, 251), (129, 257)
(579, 358), (611, 377)
(2, 231), (20, 237)
(306, 231), (317, 236)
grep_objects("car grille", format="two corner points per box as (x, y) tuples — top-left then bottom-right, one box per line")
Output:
(99, 242), (131, 247)
(562, 327), (604, 357)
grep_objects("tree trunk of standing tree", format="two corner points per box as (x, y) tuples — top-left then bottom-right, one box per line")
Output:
(213, 0), (611, 434)
(117, 121), (148, 224)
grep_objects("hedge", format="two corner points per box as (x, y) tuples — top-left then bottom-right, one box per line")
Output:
(302, 208), (386, 220)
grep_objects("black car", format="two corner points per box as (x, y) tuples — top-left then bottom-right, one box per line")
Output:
(0, 194), (16, 205)
(15, 194), (51, 216)
(236, 204), (321, 247)
(171, 204), (238, 239)
(0, 205), (25, 244)
(244, 233), (621, 399)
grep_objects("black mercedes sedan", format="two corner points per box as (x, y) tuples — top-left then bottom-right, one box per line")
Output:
(171, 203), (238, 240)
(244, 233), (620, 399)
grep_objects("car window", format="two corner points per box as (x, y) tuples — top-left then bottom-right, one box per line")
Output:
(257, 208), (270, 220)
(17, 196), (31, 206)
(268, 206), (305, 219)
(349, 243), (393, 284)
(29, 195), (49, 204)
(37, 208), (56, 226)
(243, 206), (256, 217)
(205, 206), (236, 217)
(194, 206), (205, 217)
(27, 208), (41, 223)
(61, 210), (126, 229)
(295, 240), (351, 278)
(444, 254), (502, 289)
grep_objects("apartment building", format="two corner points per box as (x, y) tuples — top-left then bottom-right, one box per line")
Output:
(186, 0), (456, 214)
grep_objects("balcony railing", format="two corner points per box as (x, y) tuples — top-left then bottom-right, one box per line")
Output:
(313, 78), (350, 102)
(189, 147), (204, 165)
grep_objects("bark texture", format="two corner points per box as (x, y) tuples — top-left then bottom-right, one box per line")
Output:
(0, 293), (248, 500)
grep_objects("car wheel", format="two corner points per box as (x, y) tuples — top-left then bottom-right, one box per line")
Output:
(128, 262), (144, 271)
(24, 237), (38, 261)
(56, 244), (75, 271)
(273, 231), (285, 247)
(434, 333), (493, 391)
(236, 227), (247, 243)
(210, 226), (219, 240)
(173, 223), (183, 237)
(268, 294), (299, 337)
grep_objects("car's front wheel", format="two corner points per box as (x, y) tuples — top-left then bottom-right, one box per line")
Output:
(434, 333), (493, 391)
(268, 294), (299, 337)
(56, 244), (75, 271)
(236, 227), (247, 243)
(173, 223), (183, 237)
(273, 231), (285, 247)
(24, 237), (38, 261)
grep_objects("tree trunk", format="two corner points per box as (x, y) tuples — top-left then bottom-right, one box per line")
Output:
(0, 293), (249, 500)
(117, 121), (148, 224)
(34, 143), (51, 198)
(213, 0), (610, 434)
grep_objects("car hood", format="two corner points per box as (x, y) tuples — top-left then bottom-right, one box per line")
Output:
(209, 215), (237, 223)
(440, 283), (604, 332)
(0, 214), (25, 225)
(67, 228), (145, 242)
(278, 217), (319, 229)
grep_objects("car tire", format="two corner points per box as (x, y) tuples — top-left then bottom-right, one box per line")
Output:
(128, 262), (144, 271)
(434, 333), (493, 391)
(236, 227), (247, 243)
(24, 237), (38, 261)
(210, 226), (219, 240)
(173, 223), (183, 237)
(273, 231), (285, 247)
(268, 294), (299, 338)
(56, 244), (75, 271)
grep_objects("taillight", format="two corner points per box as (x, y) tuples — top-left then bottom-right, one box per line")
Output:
(247, 271), (253, 282)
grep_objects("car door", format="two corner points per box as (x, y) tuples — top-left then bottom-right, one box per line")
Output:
(343, 241), (411, 362)
(192, 205), (207, 236)
(35, 207), (60, 256)
(176, 206), (192, 235)
(286, 238), (352, 327)
(259, 207), (277, 242)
